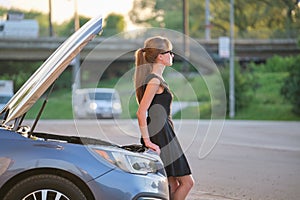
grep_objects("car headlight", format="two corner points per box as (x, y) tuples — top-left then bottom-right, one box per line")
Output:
(112, 102), (121, 111)
(92, 147), (158, 175)
(89, 102), (97, 110)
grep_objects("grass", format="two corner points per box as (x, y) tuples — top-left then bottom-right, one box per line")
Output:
(235, 103), (300, 120)
(24, 70), (300, 121)
(233, 72), (300, 121)
(26, 89), (73, 119)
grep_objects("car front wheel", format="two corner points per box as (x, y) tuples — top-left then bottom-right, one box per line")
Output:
(3, 174), (88, 200)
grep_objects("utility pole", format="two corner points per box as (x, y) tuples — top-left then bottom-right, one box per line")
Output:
(182, 0), (190, 74)
(48, 0), (53, 37)
(74, 0), (80, 31)
(205, 0), (211, 40)
(72, 0), (81, 90)
(229, 0), (235, 118)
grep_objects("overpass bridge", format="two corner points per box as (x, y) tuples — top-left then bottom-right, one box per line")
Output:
(0, 37), (298, 61)
(0, 37), (299, 73)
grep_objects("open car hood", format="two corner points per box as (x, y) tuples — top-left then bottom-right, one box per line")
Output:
(0, 15), (103, 125)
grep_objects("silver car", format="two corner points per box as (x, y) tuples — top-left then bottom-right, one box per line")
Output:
(73, 88), (122, 119)
(0, 16), (169, 200)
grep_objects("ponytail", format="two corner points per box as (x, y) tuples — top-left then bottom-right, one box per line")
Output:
(134, 48), (152, 104)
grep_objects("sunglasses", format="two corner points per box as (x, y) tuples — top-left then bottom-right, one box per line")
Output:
(160, 50), (174, 56)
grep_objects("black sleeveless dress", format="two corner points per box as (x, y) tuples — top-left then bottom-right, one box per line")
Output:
(141, 74), (192, 177)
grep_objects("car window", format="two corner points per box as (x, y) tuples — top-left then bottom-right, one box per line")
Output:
(89, 92), (113, 101)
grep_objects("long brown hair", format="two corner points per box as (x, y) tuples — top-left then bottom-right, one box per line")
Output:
(134, 36), (172, 104)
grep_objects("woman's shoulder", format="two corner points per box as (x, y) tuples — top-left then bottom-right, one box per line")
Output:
(145, 74), (161, 84)
(146, 74), (169, 90)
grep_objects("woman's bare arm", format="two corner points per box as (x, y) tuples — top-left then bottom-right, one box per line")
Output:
(136, 78), (161, 154)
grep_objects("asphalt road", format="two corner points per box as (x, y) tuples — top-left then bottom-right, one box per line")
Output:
(34, 119), (300, 200)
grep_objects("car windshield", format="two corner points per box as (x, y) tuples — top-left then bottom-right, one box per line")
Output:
(89, 92), (114, 101)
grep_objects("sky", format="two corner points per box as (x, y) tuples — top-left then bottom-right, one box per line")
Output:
(0, 0), (135, 29)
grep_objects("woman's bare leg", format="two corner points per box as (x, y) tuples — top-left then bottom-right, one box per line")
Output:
(168, 176), (180, 199)
(170, 175), (194, 200)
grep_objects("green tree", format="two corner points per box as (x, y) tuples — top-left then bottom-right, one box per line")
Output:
(211, 0), (300, 38)
(129, 0), (300, 39)
(129, 0), (167, 27)
(281, 56), (300, 115)
(101, 13), (126, 37)
(54, 16), (90, 37)
(129, 0), (190, 31)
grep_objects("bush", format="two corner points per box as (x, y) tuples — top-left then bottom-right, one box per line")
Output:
(220, 63), (256, 115)
(249, 55), (294, 73)
(0, 61), (41, 92)
(281, 56), (300, 115)
(0, 61), (73, 92)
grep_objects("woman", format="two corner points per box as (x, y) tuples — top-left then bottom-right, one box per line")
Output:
(134, 36), (194, 200)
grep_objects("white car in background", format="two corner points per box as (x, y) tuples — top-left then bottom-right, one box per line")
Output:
(73, 88), (122, 119)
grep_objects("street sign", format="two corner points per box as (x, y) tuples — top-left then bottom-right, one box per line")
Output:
(219, 37), (230, 58)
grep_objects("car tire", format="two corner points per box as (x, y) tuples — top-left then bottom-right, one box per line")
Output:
(3, 174), (88, 200)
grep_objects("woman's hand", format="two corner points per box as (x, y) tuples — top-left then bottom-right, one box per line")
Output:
(144, 139), (161, 155)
